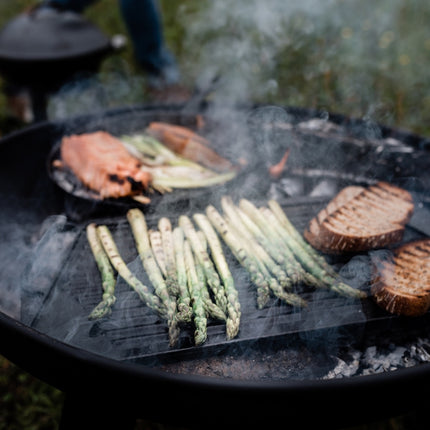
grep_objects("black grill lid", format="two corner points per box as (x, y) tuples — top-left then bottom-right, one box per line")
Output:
(0, 7), (111, 61)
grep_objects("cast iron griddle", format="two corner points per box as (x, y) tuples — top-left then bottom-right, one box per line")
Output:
(26, 195), (428, 365)
(46, 139), (242, 214)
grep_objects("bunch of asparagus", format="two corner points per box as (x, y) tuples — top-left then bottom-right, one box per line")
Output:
(86, 197), (366, 348)
(206, 197), (367, 309)
(86, 208), (241, 347)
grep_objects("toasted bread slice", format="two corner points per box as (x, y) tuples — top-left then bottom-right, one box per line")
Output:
(304, 182), (414, 254)
(371, 239), (430, 316)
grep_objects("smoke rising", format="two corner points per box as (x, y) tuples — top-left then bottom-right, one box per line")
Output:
(176, 0), (428, 132)
(41, 0), (430, 135)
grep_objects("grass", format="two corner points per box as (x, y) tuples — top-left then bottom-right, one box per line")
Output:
(0, 356), (63, 430)
(1, 0), (430, 428)
(2, 0), (430, 133)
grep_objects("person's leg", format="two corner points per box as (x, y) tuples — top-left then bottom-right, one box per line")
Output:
(118, 0), (179, 86)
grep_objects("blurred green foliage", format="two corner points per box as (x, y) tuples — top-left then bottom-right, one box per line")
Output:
(1, 0), (430, 133)
(0, 355), (63, 430)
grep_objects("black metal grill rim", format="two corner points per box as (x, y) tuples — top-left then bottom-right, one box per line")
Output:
(25, 194), (428, 367)
(2, 104), (430, 427)
(2, 308), (430, 429)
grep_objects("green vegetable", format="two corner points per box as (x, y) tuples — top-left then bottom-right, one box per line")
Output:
(86, 223), (117, 320)
(149, 229), (167, 277)
(172, 227), (193, 323)
(262, 202), (367, 299)
(126, 209), (180, 346)
(206, 205), (270, 309)
(159, 217), (180, 297)
(179, 215), (228, 314)
(184, 239), (208, 345)
(97, 225), (166, 317)
(193, 213), (241, 339)
(238, 199), (304, 284)
(122, 134), (236, 191)
(221, 197), (292, 290)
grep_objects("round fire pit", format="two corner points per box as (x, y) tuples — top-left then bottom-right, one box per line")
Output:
(0, 6), (124, 121)
(1, 104), (430, 428)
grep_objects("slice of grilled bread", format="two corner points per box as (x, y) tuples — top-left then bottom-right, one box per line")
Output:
(304, 182), (414, 254)
(371, 239), (430, 316)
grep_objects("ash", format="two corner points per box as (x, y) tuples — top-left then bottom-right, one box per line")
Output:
(159, 344), (337, 381)
(158, 332), (430, 382)
(323, 338), (430, 379)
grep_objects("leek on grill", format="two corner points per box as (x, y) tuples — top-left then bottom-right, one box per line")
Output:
(148, 168), (236, 191)
(86, 223), (117, 320)
(122, 134), (236, 191)
(122, 134), (206, 170)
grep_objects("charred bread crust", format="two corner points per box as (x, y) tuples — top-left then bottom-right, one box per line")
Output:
(305, 221), (405, 254)
(304, 182), (414, 254)
(371, 239), (430, 316)
(372, 280), (430, 317)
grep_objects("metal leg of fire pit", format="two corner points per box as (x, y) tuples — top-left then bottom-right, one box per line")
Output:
(29, 88), (49, 122)
(59, 393), (136, 430)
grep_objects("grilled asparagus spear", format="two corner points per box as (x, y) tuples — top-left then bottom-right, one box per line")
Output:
(239, 199), (305, 284)
(86, 223), (117, 320)
(193, 213), (241, 339)
(97, 225), (166, 317)
(191, 250), (227, 321)
(221, 202), (306, 307)
(184, 239), (208, 345)
(172, 227), (193, 323)
(221, 197), (292, 290)
(127, 209), (180, 346)
(267, 199), (337, 276)
(179, 215), (228, 314)
(260, 203), (367, 299)
(149, 229), (167, 277)
(206, 205), (270, 308)
(234, 203), (302, 284)
(159, 217), (180, 297)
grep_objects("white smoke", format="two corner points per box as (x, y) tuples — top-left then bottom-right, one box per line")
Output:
(177, 0), (419, 126)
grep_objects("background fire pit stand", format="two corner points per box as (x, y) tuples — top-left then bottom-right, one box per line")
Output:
(0, 6), (125, 122)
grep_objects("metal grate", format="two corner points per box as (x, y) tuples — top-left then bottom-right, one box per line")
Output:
(28, 197), (427, 364)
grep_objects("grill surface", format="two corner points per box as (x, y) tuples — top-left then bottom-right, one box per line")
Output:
(26, 195), (428, 367)
(3, 105), (430, 428)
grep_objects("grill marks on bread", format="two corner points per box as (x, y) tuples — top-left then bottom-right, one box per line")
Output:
(304, 182), (414, 253)
(371, 240), (430, 316)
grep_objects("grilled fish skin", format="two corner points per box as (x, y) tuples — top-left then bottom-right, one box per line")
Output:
(60, 131), (152, 199)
